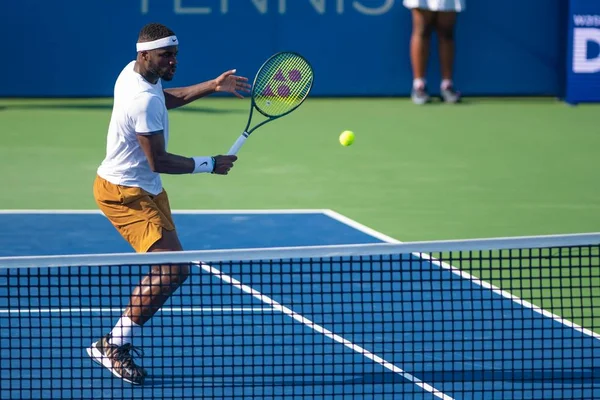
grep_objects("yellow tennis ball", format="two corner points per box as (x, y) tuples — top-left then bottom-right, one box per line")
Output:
(339, 130), (355, 146)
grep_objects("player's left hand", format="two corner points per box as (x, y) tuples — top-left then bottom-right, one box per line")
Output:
(212, 154), (238, 175)
(215, 70), (251, 99)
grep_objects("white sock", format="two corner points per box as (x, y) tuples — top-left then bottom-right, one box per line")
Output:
(413, 78), (426, 90)
(109, 315), (142, 346)
(441, 79), (453, 90)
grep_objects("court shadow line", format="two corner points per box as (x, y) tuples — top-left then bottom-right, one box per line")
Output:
(376, 369), (600, 383)
(144, 369), (600, 387)
(144, 372), (406, 387)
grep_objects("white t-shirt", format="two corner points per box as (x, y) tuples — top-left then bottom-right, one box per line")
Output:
(403, 0), (465, 12)
(97, 61), (169, 195)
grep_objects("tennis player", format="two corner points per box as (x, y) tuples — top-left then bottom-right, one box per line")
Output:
(403, 0), (465, 104)
(87, 22), (251, 385)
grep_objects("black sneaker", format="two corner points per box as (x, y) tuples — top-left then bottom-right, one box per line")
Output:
(87, 334), (147, 385)
(440, 86), (462, 104)
(411, 87), (430, 105)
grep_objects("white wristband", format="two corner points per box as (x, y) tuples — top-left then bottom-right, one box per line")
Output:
(192, 156), (215, 174)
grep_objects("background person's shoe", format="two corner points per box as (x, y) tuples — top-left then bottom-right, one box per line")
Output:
(411, 87), (431, 105)
(440, 86), (462, 104)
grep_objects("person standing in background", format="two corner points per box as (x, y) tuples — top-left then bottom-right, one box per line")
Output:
(403, 0), (465, 104)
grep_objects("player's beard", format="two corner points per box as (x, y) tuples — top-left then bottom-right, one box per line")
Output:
(147, 64), (173, 82)
(162, 70), (174, 81)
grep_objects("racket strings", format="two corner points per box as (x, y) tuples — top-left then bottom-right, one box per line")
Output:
(253, 54), (313, 117)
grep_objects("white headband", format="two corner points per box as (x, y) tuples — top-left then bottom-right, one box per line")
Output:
(136, 36), (179, 52)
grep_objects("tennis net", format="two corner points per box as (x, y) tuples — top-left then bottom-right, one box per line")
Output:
(1, 233), (599, 399)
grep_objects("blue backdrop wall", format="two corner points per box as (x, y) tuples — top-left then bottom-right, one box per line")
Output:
(1, 0), (566, 97)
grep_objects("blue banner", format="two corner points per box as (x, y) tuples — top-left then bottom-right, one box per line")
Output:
(566, 0), (600, 104)
(2, 0), (565, 97)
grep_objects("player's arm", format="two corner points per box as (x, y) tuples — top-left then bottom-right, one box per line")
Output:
(163, 81), (217, 110)
(137, 133), (237, 175)
(137, 132), (193, 174)
(163, 69), (251, 110)
(132, 96), (193, 173)
(133, 94), (236, 174)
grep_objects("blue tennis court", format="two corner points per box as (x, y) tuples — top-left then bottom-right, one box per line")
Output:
(1, 210), (599, 399)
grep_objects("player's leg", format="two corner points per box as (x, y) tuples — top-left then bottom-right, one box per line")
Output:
(409, 8), (436, 104)
(122, 227), (189, 326)
(97, 229), (189, 384)
(118, 188), (188, 326)
(89, 177), (184, 384)
(435, 10), (461, 103)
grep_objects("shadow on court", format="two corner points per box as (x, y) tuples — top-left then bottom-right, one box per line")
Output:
(143, 368), (600, 388)
(144, 372), (410, 387)
(407, 369), (600, 383)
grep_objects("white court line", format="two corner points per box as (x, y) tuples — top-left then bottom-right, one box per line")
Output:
(325, 209), (600, 341)
(0, 307), (275, 314)
(0, 209), (331, 215)
(322, 210), (400, 243)
(198, 261), (454, 400)
(420, 253), (600, 340)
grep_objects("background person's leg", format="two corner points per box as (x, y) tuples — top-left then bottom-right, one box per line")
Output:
(409, 8), (436, 104)
(436, 11), (461, 103)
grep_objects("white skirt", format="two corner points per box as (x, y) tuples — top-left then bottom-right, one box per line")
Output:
(403, 0), (465, 12)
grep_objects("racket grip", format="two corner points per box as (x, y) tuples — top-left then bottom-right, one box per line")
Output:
(227, 132), (249, 155)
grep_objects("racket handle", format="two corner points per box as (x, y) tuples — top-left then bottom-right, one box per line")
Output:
(227, 132), (249, 155)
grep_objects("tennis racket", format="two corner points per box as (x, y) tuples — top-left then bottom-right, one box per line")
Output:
(227, 52), (314, 155)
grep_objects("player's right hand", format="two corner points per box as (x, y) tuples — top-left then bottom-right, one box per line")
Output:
(212, 155), (237, 175)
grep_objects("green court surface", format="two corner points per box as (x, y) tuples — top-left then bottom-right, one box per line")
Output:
(1, 97), (599, 242)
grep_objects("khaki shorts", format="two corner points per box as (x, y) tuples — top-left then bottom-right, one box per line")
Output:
(93, 175), (176, 253)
